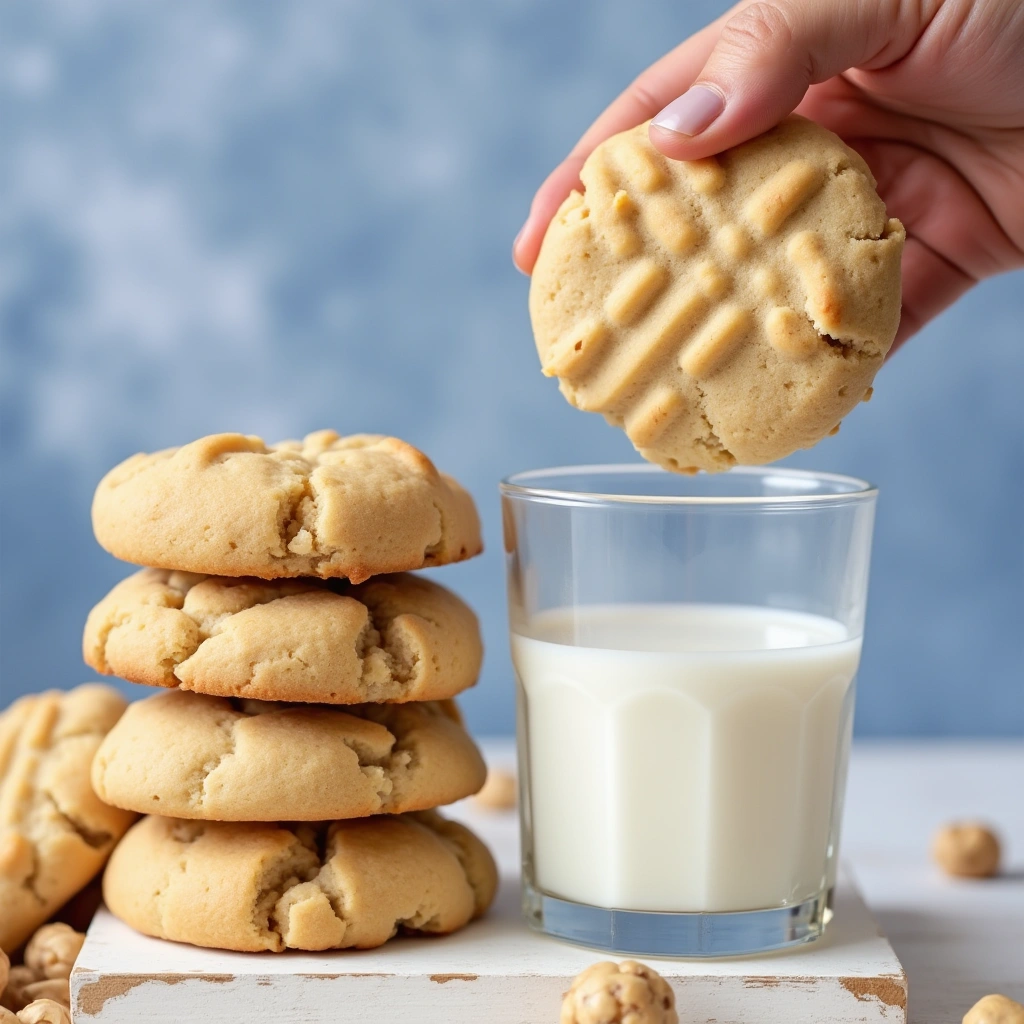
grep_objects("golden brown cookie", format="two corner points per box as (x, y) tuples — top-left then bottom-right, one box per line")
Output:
(83, 569), (482, 704)
(92, 431), (482, 580)
(0, 686), (136, 952)
(103, 811), (499, 952)
(91, 690), (486, 821)
(530, 116), (904, 472)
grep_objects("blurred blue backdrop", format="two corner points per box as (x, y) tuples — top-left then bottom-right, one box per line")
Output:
(1, 1), (1021, 736)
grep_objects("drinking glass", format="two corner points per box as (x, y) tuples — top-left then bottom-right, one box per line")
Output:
(500, 464), (877, 957)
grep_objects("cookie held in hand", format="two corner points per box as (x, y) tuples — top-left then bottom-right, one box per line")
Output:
(530, 116), (904, 472)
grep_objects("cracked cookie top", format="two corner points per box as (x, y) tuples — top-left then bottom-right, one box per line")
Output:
(91, 689), (487, 821)
(530, 115), (904, 472)
(102, 810), (498, 952)
(83, 568), (483, 704)
(92, 431), (483, 581)
(0, 685), (137, 952)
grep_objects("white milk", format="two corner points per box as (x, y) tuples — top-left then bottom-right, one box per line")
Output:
(512, 604), (859, 913)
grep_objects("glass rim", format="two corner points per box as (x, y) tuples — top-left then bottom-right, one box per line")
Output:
(499, 463), (877, 508)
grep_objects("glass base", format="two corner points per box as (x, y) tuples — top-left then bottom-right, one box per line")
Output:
(523, 881), (832, 958)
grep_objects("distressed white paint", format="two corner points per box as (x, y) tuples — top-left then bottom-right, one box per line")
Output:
(70, 742), (1024, 1024)
(72, 879), (904, 1024)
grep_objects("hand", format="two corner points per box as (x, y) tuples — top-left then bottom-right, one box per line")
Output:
(513, 0), (1024, 348)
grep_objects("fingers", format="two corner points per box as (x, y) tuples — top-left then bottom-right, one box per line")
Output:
(561, 16), (724, 169)
(514, 0), (929, 272)
(512, 158), (587, 276)
(649, 0), (924, 161)
(891, 236), (975, 351)
(513, 17), (724, 274)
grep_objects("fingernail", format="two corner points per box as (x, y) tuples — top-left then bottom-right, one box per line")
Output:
(512, 225), (528, 274)
(652, 86), (725, 137)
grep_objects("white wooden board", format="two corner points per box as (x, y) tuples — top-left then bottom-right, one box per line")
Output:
(71, 743), (907, 1024)
(71, 874), (906, 1024)
(71, 873), (906, 1023)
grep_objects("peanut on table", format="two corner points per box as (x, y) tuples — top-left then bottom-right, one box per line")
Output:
(0, 924), (82, 1024)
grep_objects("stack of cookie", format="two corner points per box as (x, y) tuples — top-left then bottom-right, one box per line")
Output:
(82, 430), (498, 953)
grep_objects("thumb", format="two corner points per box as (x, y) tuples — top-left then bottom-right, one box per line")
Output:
(648, 0), (921, 160)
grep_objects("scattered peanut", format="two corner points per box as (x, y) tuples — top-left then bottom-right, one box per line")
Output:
(18, 985), (67, 1012)
(474, 768), (517, 811)
(1, 968), (39, 1013)
(561, 960), (678, 1024)
(15, 1000), (71, 1024)
(0, 924), (83, 1019)
(963, 994), (1024, 1024)
(933, 822), (1001, 878)
(24, 926), (84, 983)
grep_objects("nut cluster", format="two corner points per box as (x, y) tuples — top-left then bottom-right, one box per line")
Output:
(0, 925), (83, 1024)
(561, 960), (678, 1024)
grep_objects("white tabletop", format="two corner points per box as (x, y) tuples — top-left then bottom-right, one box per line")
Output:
(838, 741), (1024, 1022)
(465, 738), (1024, 1024)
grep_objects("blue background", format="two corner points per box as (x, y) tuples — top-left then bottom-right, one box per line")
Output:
(1, 1), (1021, 735)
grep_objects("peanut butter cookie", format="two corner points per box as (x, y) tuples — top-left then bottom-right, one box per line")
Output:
(92, 431), (481, 580)
(92, 690), (486, 821)
(103, 811), (498, 952)
(0, 687), (135, 952)
(531, 116), (904, 472)
(84, 569), (482, 703)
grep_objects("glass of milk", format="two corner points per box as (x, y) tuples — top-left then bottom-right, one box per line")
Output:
(500, 464), (877, 957)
